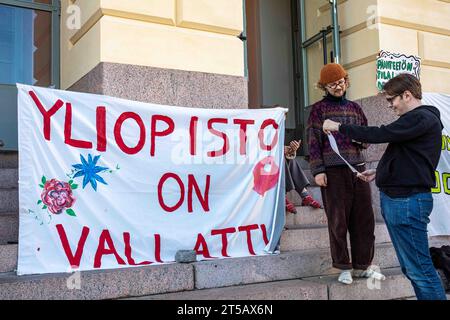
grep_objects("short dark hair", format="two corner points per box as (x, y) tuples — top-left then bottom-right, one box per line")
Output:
(383, 73), (422, 99)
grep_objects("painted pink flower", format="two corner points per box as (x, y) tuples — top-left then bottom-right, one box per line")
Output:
(253, 156), (280, 196)
(41, 179), (76, 214)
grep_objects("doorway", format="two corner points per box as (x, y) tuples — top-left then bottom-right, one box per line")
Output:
(245, 0), (341, 155)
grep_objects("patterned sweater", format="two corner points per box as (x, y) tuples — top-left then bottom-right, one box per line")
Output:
(307, 94), (368, 176)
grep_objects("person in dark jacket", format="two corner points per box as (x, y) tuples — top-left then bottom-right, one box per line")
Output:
(323, 73), (447, 300)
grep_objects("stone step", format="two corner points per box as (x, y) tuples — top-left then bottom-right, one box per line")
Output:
(303, 267), (415, 300)
(0, 152), (18, 169)
(0, 189), (18, 213)
(0, 244), (17, 273)
(191, 243), (400, 290)
(0, 263), (194, 300)
(285, 207), (327, 226)
(126, 279), (328, 300)
(0, 242), (400, 290)
(281, 223), (391, 252)
(429, 235), (450, 247)
(0, 213), (18, 244)
(402, 293), (450, 300)
(0, 168), (18, 189)
(126, 267), (412, 300)
(4, 241), (444, 300)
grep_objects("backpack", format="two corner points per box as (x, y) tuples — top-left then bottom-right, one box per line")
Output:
(430, 245), (450, 290)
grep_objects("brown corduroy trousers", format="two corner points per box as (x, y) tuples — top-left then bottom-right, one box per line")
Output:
(320, 166), (375, 270)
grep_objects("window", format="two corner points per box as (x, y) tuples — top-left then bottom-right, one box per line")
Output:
(0, 0), (59, 150)
(0, 0), (59, 87)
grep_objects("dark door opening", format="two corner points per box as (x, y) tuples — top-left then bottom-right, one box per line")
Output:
(245, 0), (341, 156)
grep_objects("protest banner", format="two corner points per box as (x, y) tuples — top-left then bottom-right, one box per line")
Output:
(423, 93), (450, 236)
(17, 84), (286, 275)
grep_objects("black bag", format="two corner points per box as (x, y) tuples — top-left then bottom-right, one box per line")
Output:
(430, 245), (450, 287)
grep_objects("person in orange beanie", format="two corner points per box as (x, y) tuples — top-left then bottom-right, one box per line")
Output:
(306, 63), (384, 284)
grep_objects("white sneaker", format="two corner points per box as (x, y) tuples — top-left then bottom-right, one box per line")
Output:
(354, 267), (386, 281)
(338, 270), (353, 285)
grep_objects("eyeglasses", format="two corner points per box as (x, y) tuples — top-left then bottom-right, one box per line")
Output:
(386, 94), (401, 105)
(326, 79), (346, 89)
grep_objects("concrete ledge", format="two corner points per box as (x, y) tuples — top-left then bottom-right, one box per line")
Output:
(193, 249), (330, 290)
(0, 152), (18, 169)
(0, 263), (194, 300)
(128, 268), (415, 300)
(305, 268), (414, 300)
(404, 293), (450, 300)
(281, 223), (391, 251)
(0, 169), (18, 189)
(0, 190), (18, 213)
(285, 207), (327, 226)
(0, 243), (404, 299)
(192, 243), (399, 290)
(127, 279), (327, 300)
(0, 214), (18, 244)
(0, 244), (17, 273)
(430, 236), (450, 246)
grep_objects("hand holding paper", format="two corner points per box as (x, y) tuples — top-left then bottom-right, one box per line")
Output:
(326, 132), (374, 182)
(323, 119), (341, 134)
(357, 169), (376, 182)
(326, 133), (359, 174)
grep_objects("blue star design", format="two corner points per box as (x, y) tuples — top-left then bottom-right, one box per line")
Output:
(72, 154), (109, 191)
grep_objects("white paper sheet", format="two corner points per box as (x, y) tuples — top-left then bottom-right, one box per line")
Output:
(327, 133), (359, 173)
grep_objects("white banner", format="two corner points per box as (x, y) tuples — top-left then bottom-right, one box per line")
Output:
(17, 84), (287, 275)
(423, 93), (450, 236)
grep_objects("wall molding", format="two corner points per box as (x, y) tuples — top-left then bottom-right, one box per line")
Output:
(343, 53), (378, 70)
(175, 20), (241, 37)
(175, 0), (241, 37)
(379, 17), (450, 37)
(69, 8), (103, 46)
(341, 21), (369, 38)
(70, 8), (178, 46)
(341, 16), (450, 39)
(339, 16), (450, 70)
(342, 55), (450, 72)
(422, 60), (450, 69)
(69, 6), (240, 46)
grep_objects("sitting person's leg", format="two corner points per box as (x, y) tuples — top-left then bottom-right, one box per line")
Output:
(300, 188), (322, 209)
(287, 159), (322, 209)
(285, 160), (297, 214)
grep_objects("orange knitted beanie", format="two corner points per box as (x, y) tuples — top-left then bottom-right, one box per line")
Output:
(319, 63), (348, 85)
